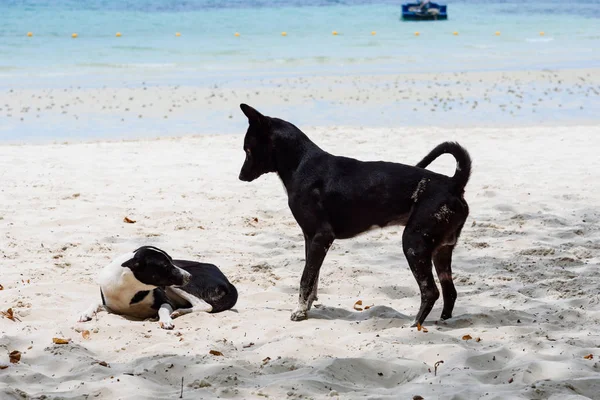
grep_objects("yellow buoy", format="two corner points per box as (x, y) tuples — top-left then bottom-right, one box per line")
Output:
(235, 32), (240, 37)
(495, 31), (501, 36)
(27, 32), (33, 37)
(453, 31), (458, 36)
(72, 33), (78, 38)
(414, 31), (420, 36)
(281, 31), (287, 36)
(115, 32), (122, 37)
(539, 31), (545, 36)
(371, 31), (376, 36)
(175, 32), (181, 37)
(332, 31), (338, 36)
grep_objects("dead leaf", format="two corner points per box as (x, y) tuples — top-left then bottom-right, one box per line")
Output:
(82, 330), (90, 340)
(262, 357), (271, 365)
(353, 300), (363, 311)
(52, 338), (71, 345)
(9, 351), (21, 364)
(0, 365), (8, 370)
(0, 284), (3, 290)
(508, 377), (514, 384)
(584, 354), (594, 360)
(1, 308), (20, 322)
(364, 304), (374, 310)
(462, 334), (473, 341)
(209, 350), (223, 356)
(96, 361), (109, 367)
(476, 337), (482, 343)
(243, 342), (255, 348)
(413, 396), (425, 400)
(123, 216), (136, 224)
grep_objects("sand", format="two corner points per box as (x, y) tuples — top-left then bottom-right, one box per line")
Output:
(1, 120), (599, 399)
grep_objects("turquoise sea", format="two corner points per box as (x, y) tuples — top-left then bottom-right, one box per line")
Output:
(0, 1), (599, 141)
(1, 0), (599, 87)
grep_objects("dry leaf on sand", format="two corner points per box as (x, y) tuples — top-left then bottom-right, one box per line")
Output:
(1, 308), (20, 322)
(123, 216), (136, 224)
(82, 330), (91, 340)
(583, 354), (594, 360)
(209, 350), (223, 356)
(9, 351), (21, 364)
(52, 338), (71, 345)
(462, 334), (473, 341)
(353, 300), (363, 311)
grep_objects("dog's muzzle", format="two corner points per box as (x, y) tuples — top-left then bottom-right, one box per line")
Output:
(182, 271), (192, 285)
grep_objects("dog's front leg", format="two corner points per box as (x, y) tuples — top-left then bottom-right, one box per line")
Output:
(166, 286), (213, 318)
(157, 303), (175, 330)
(291, 230), (334, 321)
(304, 233), (320, 302)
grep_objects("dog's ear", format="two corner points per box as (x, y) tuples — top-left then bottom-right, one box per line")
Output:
(240, 104), (268, 126)
(121, 258), (139, 269)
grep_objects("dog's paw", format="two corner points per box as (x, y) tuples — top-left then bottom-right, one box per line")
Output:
(170, 310), (183, 319)
(290, 308), (308, 321)
(159, 321), (175, 330)
(78, 314), (92, 323)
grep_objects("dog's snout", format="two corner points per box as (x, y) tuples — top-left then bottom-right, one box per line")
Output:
(182, 270), (192, 285)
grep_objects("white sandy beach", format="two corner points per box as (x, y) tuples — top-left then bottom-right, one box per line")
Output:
(1, 121), (599, 399)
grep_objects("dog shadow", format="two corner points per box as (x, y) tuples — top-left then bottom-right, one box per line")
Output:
(309, 304), (411, 322)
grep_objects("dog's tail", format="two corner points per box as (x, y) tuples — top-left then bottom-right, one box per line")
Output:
(416, 141), (472, 191)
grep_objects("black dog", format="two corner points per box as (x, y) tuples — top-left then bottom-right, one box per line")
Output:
(238, 104), (471, 327)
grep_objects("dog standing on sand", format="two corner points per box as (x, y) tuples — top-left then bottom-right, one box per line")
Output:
(237, 104), (471, 327)
(78, 246), (238, 329)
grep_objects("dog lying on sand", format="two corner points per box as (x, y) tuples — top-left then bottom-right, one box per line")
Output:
(78, 246), (238, 329)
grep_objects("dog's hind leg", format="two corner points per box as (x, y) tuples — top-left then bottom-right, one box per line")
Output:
(78, 301), (105, 322)
(433, 245), (457, 320)
(291, 228), (334, 321)
(167, 286), (213, 318)
(402, 226), (439, 327)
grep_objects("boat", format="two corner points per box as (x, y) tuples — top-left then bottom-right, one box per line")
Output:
(401, 2), (448, 21)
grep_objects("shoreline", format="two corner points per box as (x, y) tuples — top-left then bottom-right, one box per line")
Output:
(1, 67), (599, 143)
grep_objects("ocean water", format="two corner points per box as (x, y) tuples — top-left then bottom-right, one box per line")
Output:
(1, 0), (599, 87)
(0, 1), (599, 141)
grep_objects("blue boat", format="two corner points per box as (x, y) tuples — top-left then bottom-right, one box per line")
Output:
(402, 2), (448, 20)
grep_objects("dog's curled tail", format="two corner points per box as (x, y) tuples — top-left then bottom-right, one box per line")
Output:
(416, 141), (472, 191)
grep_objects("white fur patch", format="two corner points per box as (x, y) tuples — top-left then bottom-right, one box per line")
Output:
(96, 252), (157, 318)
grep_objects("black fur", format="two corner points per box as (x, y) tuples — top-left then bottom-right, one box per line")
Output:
(173, 261), (238, 313)
(122, 246), (188, 287)
(130, 290), (150, 305)
(130, 246), (237, 314)
(238, 104), (471, 326)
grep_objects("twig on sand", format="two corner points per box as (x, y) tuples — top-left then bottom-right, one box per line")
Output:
(434, 360), (444, 376)
(180, 376), (184, 398)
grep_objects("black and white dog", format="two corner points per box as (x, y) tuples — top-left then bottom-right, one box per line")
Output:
(238, 104), (471, 327)
(78, 246), (238, 329)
